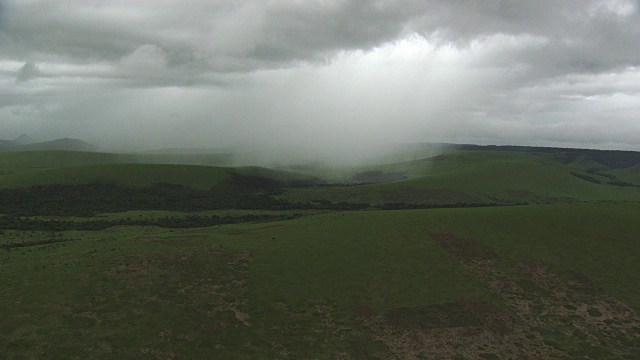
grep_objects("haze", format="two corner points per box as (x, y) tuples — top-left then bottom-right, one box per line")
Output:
(1, 0), (639, 158)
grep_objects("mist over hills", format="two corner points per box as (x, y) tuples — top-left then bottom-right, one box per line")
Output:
(0, 135), (98, 152)
(0, 133), (35, 149)
(13, 133), (34, 145)
(2, 133), (640, 172)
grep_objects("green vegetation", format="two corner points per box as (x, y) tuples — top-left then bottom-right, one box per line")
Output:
(0, 152), (317, 190)
(2, 205), (640, 358)
(607, 164), (640, 185)
(282, 150), (640, 205)
(1, 146), (640, 358)
(0, 164), (230, 190)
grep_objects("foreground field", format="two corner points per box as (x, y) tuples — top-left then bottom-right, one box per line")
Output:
(2, 203), (639, 359)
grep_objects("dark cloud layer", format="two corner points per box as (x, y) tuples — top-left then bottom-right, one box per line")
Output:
(1, 0), (639, 157)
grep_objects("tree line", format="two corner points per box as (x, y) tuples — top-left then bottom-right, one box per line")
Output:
(0, 182), (369, 216)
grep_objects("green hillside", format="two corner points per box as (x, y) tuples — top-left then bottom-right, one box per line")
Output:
(0, 150), (232, 175)
(2, 203), (639, 358)
(0, 164), (230, 190)
(0, 151), (123, 173)
(281, 151), (640, 204)
(0, 151), (314, 190)
(606, 164), (640, 185)
(1, 146), (640, 358)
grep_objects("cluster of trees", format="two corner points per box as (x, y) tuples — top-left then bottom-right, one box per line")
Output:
(0, 182), (369, 216)
(0, 176), (517, 218)
(0, 213), (297, 231)
(571, 172), (640, 188)
(607, 180), (640, 188)
(378, 202), (509, 210)
(352, 171), (407, 184)
(571, 172), (602, 184)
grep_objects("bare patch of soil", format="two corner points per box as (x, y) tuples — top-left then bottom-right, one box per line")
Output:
(357, 233), (640, 359)
(430, 233), (498, 260)
(105, 255), (152, 287)
(351, 305), (375, 318)
(385, 298), (506, 331)
(106, 250), (253, 329)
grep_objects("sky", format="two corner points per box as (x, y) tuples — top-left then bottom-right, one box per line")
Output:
(1, 0), (639, 155)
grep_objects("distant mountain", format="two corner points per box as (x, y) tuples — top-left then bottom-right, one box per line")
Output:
(0, 136), (98, 152)
(0, 133), (35, 149)
(15, 138), (98, 152)
(13, 133), (34, 145)
(0, 139), (14, 150)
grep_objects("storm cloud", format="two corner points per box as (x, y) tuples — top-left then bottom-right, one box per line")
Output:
(1, 0), (639, 155)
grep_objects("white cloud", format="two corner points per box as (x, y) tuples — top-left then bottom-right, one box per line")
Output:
(16, 61), (40, 82)
(589, 0), (637, 17)
(120, 44), (168, 75)
(0, 0), (639, 152)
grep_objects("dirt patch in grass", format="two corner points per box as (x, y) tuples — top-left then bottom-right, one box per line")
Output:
(105, 255), (155, 287)
(385, 298), (507, 331)
(102, 249), (254, 357)
(351, 305), (375, 318)
(357, 233), (640, 359)
(511, 262), (640, 356)
(430, 233), (498, 260)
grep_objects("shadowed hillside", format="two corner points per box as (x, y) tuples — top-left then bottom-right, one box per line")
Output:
(0, 137), (98, 152)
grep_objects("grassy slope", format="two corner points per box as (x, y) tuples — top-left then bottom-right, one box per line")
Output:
(0, 151), (123, 173)
(0, 150), (232, 177)
(3, 149), (638, 202)
(2, 203), (639, 358)
(0, 151), (316, 190)
(0, 164), (231, 190)
(566, 155), (609, 172)
(607, 164), (640, 185)
(282, 151), (640, 204)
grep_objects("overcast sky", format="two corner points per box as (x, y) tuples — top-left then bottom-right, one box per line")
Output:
(1, 0), (639, 154)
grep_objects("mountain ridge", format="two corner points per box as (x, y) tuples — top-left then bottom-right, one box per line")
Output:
(0, 136), (98, 152)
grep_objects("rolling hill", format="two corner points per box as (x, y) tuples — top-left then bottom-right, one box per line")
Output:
(0, 163), (230, 190)
(12, 138), (98, 152)
(1, 143), (640, 358)
(0, 136), (98, 152)
(280, 150), (640, 205)
(0, 161), (317, 191)
(2, 147), (639, 206)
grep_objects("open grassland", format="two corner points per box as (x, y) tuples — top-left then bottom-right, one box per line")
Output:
(0, 151), (318, 190)
(2, 149), (638, 206)
(0, 150), (232, 175)
(2, 203), (639, 359)
(0, 151), (124, 173)
(1, 148), (639, 358)
(0, 164), (230, 190)
(607, 164), (640, 185)
(281, 151), (640, 205)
